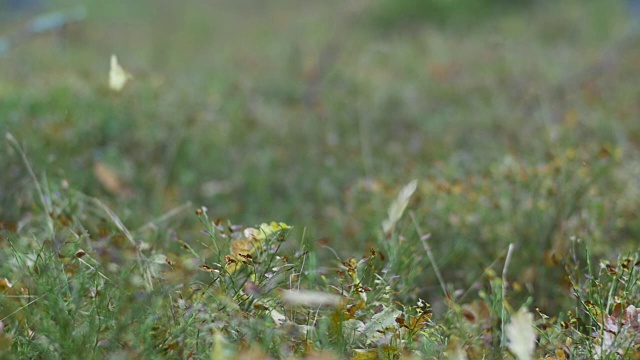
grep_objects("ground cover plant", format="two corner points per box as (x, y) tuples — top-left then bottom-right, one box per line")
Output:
(1, 0), (640, 358)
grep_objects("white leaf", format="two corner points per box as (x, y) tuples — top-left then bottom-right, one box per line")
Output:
(280, 289), (342, 307)
(109, 54), (131, 92)
(506, 307), (536, 360)
(270, 309), (287, 326)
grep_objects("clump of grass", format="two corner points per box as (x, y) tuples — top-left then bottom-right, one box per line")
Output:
(3, 136), (640, 359)
(559, 251), (640, 359)
(1, 1), (640, 358)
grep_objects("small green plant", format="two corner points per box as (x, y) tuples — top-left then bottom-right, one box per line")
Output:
(563, 251), (640, 359)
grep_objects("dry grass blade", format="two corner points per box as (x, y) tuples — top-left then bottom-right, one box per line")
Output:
(5, 133), (54, 236)
(410, 211), (448, 298)
(501, 243), (515, 346)
(382, 179), (418, 235)
(133, 201), (192, 234)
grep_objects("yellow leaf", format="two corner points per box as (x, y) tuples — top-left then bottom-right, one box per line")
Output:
(109, 54), (131, 92)
(225, 239), (256, 273)
(243, 227), (263, 242)
(230, 239), (256, 257)
(350, 349), (378, 360)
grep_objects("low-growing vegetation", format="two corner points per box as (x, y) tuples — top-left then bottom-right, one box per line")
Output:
(1, 0), (640, 358)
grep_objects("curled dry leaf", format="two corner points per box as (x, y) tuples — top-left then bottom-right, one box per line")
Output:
(226, 239), (256, 273)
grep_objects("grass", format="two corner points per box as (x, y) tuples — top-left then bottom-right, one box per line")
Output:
(1, 0), (640, 358)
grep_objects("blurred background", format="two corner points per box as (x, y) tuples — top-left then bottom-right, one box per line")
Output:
(1, 0), (639, 307)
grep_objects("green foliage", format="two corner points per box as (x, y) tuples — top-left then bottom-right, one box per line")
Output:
(1, 0), (639, 358)
(370, 0), (533, 29)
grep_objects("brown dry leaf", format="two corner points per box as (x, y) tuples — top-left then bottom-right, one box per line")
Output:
(345, 300), (367, 319)
(461, 300), (491, 324)
(230, 239), (256, 257)
(593, 305), (640, 359)
(0, 278), (13, 291)
(93, 162), (132, 198)
(408, 312), (432, 331)
(553, 348), (568, 360)
(226, 239), (257, 273)
(0, 221), (17, 232)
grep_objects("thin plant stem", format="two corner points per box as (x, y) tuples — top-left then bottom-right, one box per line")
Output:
(409, 211), (448, 299)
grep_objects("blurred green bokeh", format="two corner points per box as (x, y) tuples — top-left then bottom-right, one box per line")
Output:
(371, 0), (534, 28)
